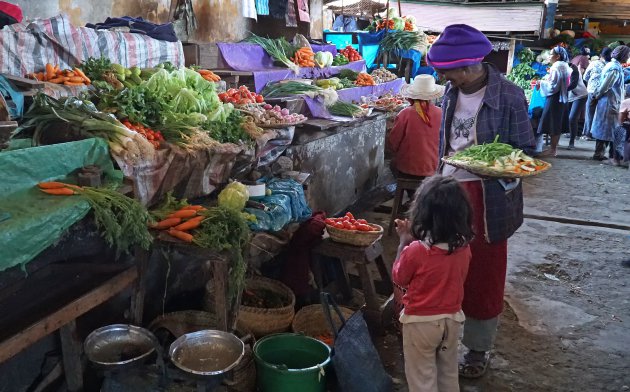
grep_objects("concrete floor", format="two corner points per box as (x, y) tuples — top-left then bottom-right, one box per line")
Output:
(360, 137), (630, 392)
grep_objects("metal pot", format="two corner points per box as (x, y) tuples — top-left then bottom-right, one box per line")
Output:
(84, 324), (159, 372)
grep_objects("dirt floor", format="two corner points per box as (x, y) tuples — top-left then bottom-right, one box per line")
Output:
(355, 137), (630, 392)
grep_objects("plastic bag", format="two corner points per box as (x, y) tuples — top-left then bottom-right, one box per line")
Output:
(528, 87), (546, 117)
(245, 194), (292, 232)
(267, 178), (312, 222)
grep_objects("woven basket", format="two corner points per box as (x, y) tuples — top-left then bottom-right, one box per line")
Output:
(441, 157), (552, 179)
(292, 304), (355, 344)
(237, 276), (296, 338)
(326, 223), (383, 247)
(148, 310), (256, 392)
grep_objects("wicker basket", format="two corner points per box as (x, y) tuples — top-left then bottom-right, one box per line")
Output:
(292, 304), (355, 344)
(326, 223), (383, 247)
(148, 310), (256, 392)
(237, 276), (296, 338)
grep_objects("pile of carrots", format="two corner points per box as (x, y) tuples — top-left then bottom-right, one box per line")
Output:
(197, 69), (221, 82)
(150, 205), (206, 243)
(291, 47), (315, 68)
(355, 73), (376, 86)
(26, 63), (91, 86)
(37, 181), (81, 195)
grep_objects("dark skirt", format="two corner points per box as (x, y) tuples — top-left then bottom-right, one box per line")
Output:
(537, 92), (567, 136)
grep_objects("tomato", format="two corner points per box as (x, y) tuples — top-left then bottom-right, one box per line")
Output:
(335, 222), (345, 229)
(349, 219), (356, 224)
(356, 224), (371, 232)
(228, 97), (238, 104)
(218, 93), (228, 101)
(342, 221), (353, 230)
(325, 218), (335, 225)
(356, 219), (368, 225)
(345, 212), (355, 220)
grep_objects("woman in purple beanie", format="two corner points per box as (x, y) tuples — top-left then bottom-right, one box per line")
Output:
(425, 24), (535, 380)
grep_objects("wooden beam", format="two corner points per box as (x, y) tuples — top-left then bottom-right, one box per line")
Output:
(506, 38), (517, 76)
(0, 267), (137, 364)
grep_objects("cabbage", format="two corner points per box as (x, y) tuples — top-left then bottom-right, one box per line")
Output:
(392, 17), (404, 31)
(218, 181), (249, 211)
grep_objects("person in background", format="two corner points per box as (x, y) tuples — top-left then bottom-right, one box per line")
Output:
(536, 46), (572, 156)
(609, 97), (630, 167)
(566, 61), (588, 149)
(591, 45), (630, 161)
(388, 75), (445, 185)
(583, 48), (612, 139)
(571, 47), (591, 73)
(393, 175), (473, 392)
(427, 24), (535, 379)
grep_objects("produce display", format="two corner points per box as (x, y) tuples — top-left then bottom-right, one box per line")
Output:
(367, 9), (417, 32)
(355, 72), (376, 86)
(291, 47), (316, 68)
(218, 86), (265, 105)
(121, 120), (164, 149)
(36, 182), (152, 255)
(26, 63), (91, 86)
(443, 136), (551, 178)
(240, 104), (307, 127)
(338, 46), (363, 62)
(261, 80), (322, 98)
(378, 30), (422, 56)
(246, 34), (299, 73)
(150, 191), (251, 301)
(370, 67), (398, 84)
(338, 69), (359, 81)
(314, 51), (334, 68)
(324, 212), (380, 232)
(365, 93), (408, 112)
(327, 101), (364, 118)
(331, 54), (349, 66)
(315, 77), (344, 90)
(197, 69), (221, 82)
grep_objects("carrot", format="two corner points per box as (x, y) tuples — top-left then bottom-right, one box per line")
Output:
(73, 67), (91, 84)
(65, 71), (76, 77)
(53, 65), (60, 73)
(151, 217), (182, 229)
(45, 63), (55, 79)
(36, 72), (45, 81)
(174, 216), (204, 231)
(168, 228), (194, 242)
(198, 69), (211, 75)
(182, 205), (204, 211)
(47, 77), (66, 84)
(167, 209), (198, 219)
(64, 81), (85, 86)
(40, 188), (76, 195)
(37, 181), (70, 189)
(68, 76), (85, 83)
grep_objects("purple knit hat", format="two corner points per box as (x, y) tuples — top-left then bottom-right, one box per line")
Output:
(427, 24), (493, 69)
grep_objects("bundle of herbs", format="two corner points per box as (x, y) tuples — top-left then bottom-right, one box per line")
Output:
(245, 34), (299, 73)
(261, 81), (322, 98)
(205, 110), (252, 144)
(327, 101), (363, 117)
(378, 30), (421, 58)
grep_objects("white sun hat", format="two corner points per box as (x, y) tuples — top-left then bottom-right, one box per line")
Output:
(400, 74), (445, 101)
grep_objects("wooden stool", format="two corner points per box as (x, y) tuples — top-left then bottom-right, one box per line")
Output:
(388, 177), (423, 235)
(312, 239), (393, 313)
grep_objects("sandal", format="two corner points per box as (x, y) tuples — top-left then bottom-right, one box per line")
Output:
(458, 350), (491, 379)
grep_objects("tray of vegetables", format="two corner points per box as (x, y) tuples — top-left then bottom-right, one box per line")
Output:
(325, 212), (383, 246)
(240, 104), (307, 128)
(219, 86), (265, 106)
(442, 136), (552, 178)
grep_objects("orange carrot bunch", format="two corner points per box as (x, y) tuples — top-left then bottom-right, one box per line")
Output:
(355, 73), (376, 86)
(291, 47), (315, 68)
(26, 64), (91, 86)
(150, 205), (207, 243)
(197, 69), (221, 82)
(37, 181), (81, 195)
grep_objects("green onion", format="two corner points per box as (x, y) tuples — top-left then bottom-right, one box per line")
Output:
(451, 135), (517, 165)
(327, 101), (363, 117)
(261, 81), (322, 98)
(245, 34), (299, 74)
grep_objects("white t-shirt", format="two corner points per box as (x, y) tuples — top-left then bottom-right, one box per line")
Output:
(443, 87), (486, 181)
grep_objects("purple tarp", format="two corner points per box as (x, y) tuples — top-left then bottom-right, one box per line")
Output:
(217, 42), (365, 92)
(311, 44), (338, 56)
(303, 79), (405, 119)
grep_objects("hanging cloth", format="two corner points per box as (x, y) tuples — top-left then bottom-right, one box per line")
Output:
(285, 0), (297, 27)
(255, 0), (270, 16)
(296, 0), (310, 23)
(243, 0), (258, 21)
(269, 0), (288, 19)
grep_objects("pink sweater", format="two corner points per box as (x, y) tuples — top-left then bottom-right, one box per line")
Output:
(388, 105), (442, 177)
(393, 241), (471, 316)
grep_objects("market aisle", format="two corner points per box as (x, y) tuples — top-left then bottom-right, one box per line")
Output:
(355, 138), (630, 391)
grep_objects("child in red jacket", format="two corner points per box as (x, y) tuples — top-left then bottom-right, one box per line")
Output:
(393, 175), (473, 392)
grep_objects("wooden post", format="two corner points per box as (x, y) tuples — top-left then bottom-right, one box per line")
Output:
(59, 320), (83, 391)
(506, 38), (517, 76)
(130, 247), (149, 325)
(398, 0), (402, 17)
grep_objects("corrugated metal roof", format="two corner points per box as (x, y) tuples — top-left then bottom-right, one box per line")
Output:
(400, 1), (545, 34)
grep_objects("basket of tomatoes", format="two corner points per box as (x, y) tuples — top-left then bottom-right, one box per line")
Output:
(324, 212), (383, 247)
(218, 86), (265, 106)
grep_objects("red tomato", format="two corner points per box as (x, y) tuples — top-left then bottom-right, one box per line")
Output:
(349, 219), (356, 224)
(356, 224), (371, 232)
(228, 97), (238, 104)
(345, 212), (355, 220)
(335, 222), (345, 229)
(325, 218), (335, 225)
(342, 221), (353, 230)
(356, 219), (367, 224)
(255, 95), (264, 103)
(218, 93), (228, 101)
(227, 88), (237, 95)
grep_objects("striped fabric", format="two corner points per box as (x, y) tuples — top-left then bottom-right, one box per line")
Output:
(255, 0), (270, 15)
(0, 14), (184, 77)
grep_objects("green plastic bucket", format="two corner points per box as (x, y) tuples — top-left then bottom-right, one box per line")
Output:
(253, 333), (331, 392)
